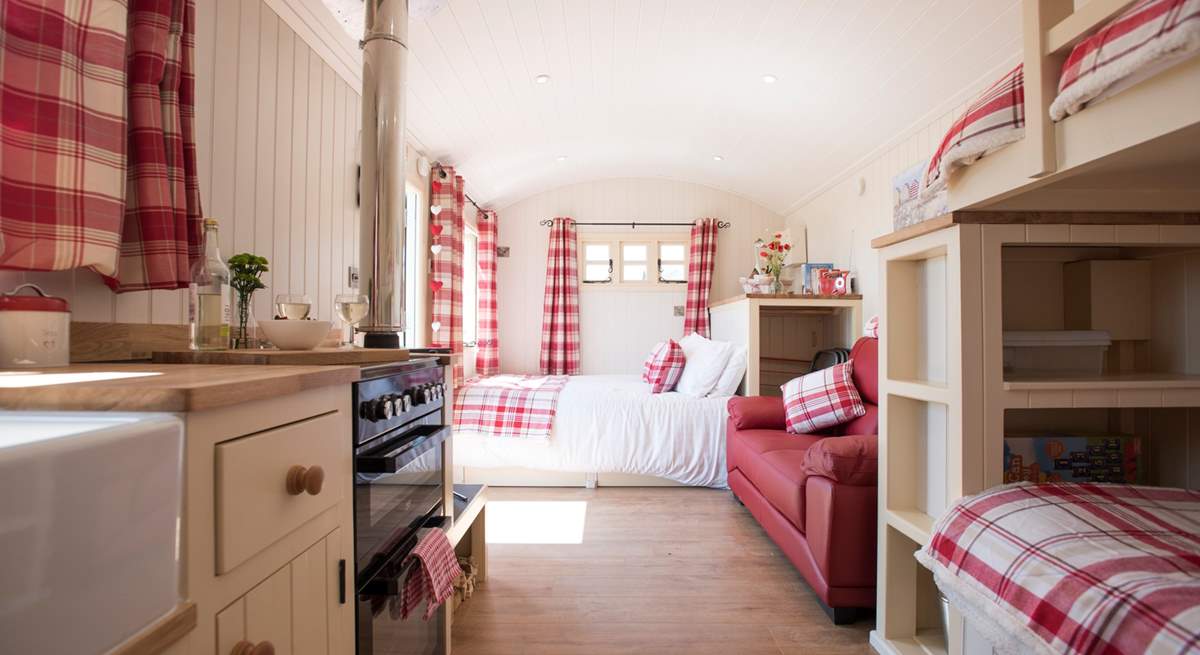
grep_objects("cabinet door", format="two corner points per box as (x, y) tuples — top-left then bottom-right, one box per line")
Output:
(216, 531), (346, 655)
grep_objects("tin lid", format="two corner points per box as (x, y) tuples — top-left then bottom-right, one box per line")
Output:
(0, 284), (69, 313)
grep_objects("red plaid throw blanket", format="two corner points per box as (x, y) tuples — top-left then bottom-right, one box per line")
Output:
(454, 374), (569, 439)
(401, 529), (463, 621)
(1, 1), (128, 275)
(922, 64), (1025, 195)
(1051, 0), (1200, 120)
(917, 483), (1200, 655)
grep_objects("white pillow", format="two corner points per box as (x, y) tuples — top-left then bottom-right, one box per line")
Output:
(674, 333), (733, 397)
(709, 344), (748, 397)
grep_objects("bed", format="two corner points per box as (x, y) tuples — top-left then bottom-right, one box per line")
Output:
(917, 0), (1200, 211)
(452, 374), (731, 488)
(918, 482), (1200, 655)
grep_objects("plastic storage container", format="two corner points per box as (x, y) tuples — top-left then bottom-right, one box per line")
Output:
(0, 284), (70, 368)
(1002, 330), (1111, 376)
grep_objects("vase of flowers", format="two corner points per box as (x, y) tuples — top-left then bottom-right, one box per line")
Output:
(756, 233), (792, 294)
(228, 253), (269, 349)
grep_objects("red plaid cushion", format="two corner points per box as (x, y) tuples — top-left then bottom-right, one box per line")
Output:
(781, 361), (866, 434)
(641, 340), (685, 393)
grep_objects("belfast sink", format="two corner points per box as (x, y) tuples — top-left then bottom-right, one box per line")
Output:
(0, 412), (184, 654)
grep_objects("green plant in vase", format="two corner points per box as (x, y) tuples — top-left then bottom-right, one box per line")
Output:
(756, 233), (792, 294)
(228, 253), (269, 348)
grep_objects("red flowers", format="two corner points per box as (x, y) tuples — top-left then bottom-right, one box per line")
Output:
(759, 251), (769, 258)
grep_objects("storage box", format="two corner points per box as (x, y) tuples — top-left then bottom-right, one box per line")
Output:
(1004, 434), (1145, 484)
(1002, 330), (1111, 376)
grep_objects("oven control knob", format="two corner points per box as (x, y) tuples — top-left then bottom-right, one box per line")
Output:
(401, 394), (413, 411)
(436, 383), (445, 398)
(364, 398), (393, 422)
(384, 395), (400, 416)
(415, 387), (428, 404)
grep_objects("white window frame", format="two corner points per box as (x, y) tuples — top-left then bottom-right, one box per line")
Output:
(580, 240), (615, 284)
(463, 224), (479, 347)
(578, 232), (690, 289)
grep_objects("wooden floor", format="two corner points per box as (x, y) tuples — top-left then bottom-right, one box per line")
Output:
(452, 487), (872, 655)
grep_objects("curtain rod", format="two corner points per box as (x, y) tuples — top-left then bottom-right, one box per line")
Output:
(538, 220), (731, 229)
(431, 162), (483, 212)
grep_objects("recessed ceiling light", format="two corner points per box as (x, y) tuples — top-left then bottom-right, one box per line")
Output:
(535, 74), (551, 84)
(712, 155), (724, 162)
(761, 74), (778, 84)
(556, 155), (568, 162)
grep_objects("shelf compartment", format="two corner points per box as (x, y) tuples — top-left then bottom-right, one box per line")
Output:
(870, 629), (949, 655)
(886, 395), (951, 522)
(887, 379), (952, 404)
(886, 508), (936, 547)
(886, 250), (950, 387)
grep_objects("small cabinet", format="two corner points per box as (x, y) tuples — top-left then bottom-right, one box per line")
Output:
(215, 529), (346, 655)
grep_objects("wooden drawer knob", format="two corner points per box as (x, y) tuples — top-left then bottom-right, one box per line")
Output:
(231, 640), (275, 655)
(286, 464), (325, 496)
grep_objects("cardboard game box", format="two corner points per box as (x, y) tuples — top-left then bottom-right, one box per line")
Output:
(1003, 433), (1145, 484)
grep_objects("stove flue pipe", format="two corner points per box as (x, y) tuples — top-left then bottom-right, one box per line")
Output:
(358, 0), (408, 348)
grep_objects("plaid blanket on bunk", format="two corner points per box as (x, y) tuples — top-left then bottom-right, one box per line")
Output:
(922, 64), (1025, 195)
(1051, 0), (1200, 120)
(453, 374), (569, 439)
(917, 483), (1200, 655)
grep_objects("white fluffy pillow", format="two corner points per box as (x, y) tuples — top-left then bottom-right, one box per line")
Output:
(675, 333), (733, 397)
(709, 344), (748, 397)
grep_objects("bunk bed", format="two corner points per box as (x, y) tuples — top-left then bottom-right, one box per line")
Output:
(870, 2), (1200, 654)
(917, 0), (1200, 216)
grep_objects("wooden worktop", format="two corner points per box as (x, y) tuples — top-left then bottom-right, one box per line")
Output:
(870, 210), (1200, 249)
(709, 293), (863, 309)
(153, 347), (410, 366)
(0, 363), (359, 412)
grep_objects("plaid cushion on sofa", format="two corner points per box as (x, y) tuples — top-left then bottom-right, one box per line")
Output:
(641, 340), (686, 393)
(782, 360), (866, 434)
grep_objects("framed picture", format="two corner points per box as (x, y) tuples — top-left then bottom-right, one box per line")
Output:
(801, 262), (833, 295)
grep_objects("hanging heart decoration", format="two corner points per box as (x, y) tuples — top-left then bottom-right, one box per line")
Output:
(431, 180), (443, 192)
(431, 321), (442, 333)
(430, 205), (443, 216)
(429, 280), (443, 293)
(430, 244), (443, 256)
(430, 224), (444, 237)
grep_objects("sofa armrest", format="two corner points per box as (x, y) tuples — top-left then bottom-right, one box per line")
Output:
(802, 434), (878, 486)
(726, 396), (786, 431)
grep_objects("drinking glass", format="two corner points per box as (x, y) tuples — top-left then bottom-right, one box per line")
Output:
(275, 294), (311, 320)
(334, 293), (370, 347)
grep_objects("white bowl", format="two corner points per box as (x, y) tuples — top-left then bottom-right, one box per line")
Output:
(258, 319), (332, 350)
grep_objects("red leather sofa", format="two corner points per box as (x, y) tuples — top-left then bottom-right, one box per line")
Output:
(725, 336), (879, 624)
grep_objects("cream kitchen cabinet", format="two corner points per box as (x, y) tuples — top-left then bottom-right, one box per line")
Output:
(184, 383), (357, 655)
(215, 528), (346, 655)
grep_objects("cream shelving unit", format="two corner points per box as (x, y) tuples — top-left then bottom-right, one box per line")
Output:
(871, 213), (1200, 655)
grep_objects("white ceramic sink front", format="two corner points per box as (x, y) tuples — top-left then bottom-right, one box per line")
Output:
(0, 412), (183, 655)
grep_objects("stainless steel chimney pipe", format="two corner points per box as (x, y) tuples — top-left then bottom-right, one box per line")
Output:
(358, 0), (408, 348)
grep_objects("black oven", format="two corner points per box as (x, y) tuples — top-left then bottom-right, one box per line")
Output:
(353, 359), (449, 655)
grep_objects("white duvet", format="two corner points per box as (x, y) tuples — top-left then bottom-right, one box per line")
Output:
(453, 374), (730, 488)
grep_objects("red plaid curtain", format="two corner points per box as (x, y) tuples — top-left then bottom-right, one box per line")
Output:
(430, 167), (465, 385)
(109, 0), (203, 291)
(0, 0), (128, 275)
(475, 209), (499, 377)
(683, 218), (719, 337)
(539, 217), (579, 375)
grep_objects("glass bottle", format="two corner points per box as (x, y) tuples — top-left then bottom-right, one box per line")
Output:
(189, 218), (231, 350)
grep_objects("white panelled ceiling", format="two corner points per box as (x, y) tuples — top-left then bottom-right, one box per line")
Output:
(323, 0), (1022, 213)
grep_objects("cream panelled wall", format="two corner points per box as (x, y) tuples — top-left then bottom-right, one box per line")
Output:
(784, 54), (1022, 321)
(496, 178), (785, 376)
(0, 0), (373, 328)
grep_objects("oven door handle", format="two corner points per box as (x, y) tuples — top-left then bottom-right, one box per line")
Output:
(356, 424), (451, 474)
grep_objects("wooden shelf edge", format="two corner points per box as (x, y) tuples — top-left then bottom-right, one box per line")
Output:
(709, 293), (863, 309)
(1003, 373), (1200, 391)
(887, 509), (935, 547)
(110, 601), (197, 655)
(872, 211), (1200, 249)
(870, 629), (949, 655)
(885, 379), (952, 404)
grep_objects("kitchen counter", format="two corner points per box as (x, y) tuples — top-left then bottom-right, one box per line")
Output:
(0, 363), (359, 412)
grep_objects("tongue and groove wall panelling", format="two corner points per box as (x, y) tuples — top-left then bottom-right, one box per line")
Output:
(0, 0), (367, 329)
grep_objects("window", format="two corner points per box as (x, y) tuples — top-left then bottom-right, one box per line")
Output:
(621, 243), (649, 282)
(463, 226), (479, 346)
(402, 187), (419, 347)
(582, 242), (613, 283)
(657, 241), (687, 283)
(578, 233), (690, 288)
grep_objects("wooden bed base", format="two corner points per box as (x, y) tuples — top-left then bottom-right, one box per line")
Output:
(454, 466), (686, 488)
